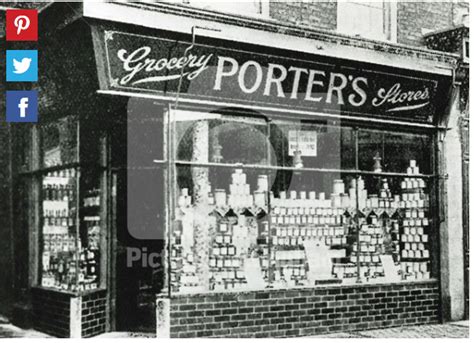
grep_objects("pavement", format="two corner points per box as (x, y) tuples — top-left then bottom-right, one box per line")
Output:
(0, 324), (50, 338)
(0, 321), (469, 338)
(314, 321), (469, 338)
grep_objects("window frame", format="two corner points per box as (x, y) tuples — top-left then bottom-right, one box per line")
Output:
(337, 0), (398, 43)
(17, 116), (109, 294)
(183, 0), (270, 18)
(166, 107), (438, 294)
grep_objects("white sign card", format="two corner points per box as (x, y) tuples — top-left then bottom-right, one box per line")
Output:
(304, 240), (333, 283)
(244, 258), (266, 290)
(288, 130), (317, 156)
(380, 255), (401, 282)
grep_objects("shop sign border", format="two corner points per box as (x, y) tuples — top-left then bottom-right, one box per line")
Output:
(99, 29), (446, 124)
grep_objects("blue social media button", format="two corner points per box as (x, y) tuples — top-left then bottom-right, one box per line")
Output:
(6, 50), (38, 82)
(6, 90), (38, 122)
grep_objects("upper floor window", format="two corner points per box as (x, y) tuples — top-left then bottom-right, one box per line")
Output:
(184, 0), (269, 17)
(337, 1), (397, 42)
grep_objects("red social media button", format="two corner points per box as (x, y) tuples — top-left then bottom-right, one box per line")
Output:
(6, 9), (38, 41)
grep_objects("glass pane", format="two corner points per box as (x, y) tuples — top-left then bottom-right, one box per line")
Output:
(173, 110), (269, 166)
(40, 168), (79, 291)
(79, 169), (105, 291)
(338, 2), (385, 40)
(269, 171), (359, 288)
(13, 125), (33, 172)
(188, 0), (263, 16)
(172, 165), (271, 294)
(358, 129), (433, 174)
(41, 118), (78, 168)
(358, 129), (383, 172)
(14, 179), (31, 292)
(80, 119), (106, 167)
(356, 172), (433, 284)
(127, 99), (165, 166)
(383, 132), (433, 174)
(270, 120), (355, 170)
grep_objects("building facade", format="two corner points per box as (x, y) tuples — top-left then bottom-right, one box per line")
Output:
(0, 0), (469, 338)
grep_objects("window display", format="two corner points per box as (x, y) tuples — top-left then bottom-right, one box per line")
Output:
(172, 168), (271, 293)
(41, 168), (79, 290)
(170, 110), (435, 294)
(35, 117), (105, 293)
(40, 168), (103, 292)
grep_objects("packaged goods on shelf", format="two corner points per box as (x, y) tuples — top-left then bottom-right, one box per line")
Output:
(172, 160), (432, 292)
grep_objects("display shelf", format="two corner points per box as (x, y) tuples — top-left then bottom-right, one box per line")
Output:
(40, 168), (103, 293)
(171, 157), (434, 293)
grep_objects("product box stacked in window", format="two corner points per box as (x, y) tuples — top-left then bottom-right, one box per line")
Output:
(209, 215), (267, 291)
(172, 159), (433, 292)
(41, 169), (78, 290)
(270, 182), (354, 286)
(171, 188), (200, 293)
(399, 160), (431, 281)
(41, 169), (101, 292)
(350, 178), (402, 282)
(81, 187), (102, 290)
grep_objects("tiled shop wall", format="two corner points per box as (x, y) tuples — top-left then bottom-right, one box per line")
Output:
(269, 0), (467, 47)
(169, 281), (439, 338)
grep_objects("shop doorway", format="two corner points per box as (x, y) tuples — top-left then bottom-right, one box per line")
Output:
(113, 169), (166, 333)
(111, 104), (167, 332)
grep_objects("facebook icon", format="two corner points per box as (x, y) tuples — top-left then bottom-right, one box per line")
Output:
(6, 90), (38, 122)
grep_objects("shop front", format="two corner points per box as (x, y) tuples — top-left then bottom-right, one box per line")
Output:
(14, 6), (460, 338)
(94, 21), (453, 337)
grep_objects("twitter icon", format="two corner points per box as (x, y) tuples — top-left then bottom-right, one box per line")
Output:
(6, 50), (38, 82)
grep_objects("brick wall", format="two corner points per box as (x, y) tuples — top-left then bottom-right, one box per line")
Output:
(32, 288), (72, 337)
(81, 290), (107, 337)
(397, 2), (454, 47)
(269, 1), (461, 48)
(169, 281), (439, 338)
(32, 288), (107, 337)
(270, 0), (337, 31)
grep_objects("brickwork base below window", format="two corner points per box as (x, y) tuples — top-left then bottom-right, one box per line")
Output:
(169, 281), (439, 338)
(32, 288), (107, 338)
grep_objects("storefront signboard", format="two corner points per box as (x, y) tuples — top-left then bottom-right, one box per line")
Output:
(93, 29), (451, 123)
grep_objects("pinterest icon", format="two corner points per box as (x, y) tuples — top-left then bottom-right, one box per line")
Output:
(6, 9), (38, 41)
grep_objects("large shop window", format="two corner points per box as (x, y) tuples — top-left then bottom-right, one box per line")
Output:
(169, 110), (436, 294)
(18, 117), (107, 293)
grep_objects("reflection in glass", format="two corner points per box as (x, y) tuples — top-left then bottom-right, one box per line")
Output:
(170, 110), (435, 293)
(358, 129), (433, 174)
(41, 118), (78, 168)
(270, 120), (355, 170)
(174, 110), (269, 165)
